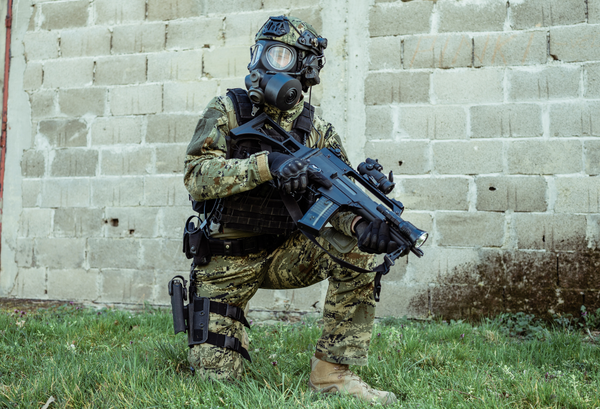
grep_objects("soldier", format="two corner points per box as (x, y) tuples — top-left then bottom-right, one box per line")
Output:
(183, 15), (400, 405)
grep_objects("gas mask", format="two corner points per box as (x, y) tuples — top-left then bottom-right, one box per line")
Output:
(245, 16), (327, 112)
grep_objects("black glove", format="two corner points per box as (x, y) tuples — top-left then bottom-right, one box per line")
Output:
(268, 152), (333, 195)
(355, 219), (399, 254)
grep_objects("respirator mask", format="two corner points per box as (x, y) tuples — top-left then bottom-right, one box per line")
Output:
(245, 16), (327, 112)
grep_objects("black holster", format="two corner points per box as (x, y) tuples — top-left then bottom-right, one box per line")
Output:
(182, 215), (211, 266)
(168, 276), (252, 362)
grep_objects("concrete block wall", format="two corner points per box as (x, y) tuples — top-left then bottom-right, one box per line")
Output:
(368, 0), (600, 319)
(2, 0), (599, 320)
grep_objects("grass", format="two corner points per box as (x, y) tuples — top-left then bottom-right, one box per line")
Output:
(1, 303), (599, 408)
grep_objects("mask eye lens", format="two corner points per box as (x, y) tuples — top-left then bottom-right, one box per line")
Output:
(266, 46), (294, 71)
(249, 43), (263, 69)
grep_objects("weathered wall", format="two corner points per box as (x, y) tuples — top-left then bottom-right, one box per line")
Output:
(2, 0), (599, 320)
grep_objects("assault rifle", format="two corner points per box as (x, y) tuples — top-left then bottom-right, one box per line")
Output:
(229, 113), (428, 301)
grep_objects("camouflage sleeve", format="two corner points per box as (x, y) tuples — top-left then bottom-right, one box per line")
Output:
(184, 96), (272, 202)
(311, 116), (358, 237)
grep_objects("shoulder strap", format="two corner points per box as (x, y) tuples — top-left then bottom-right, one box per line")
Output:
(292, 101), (315, 143)
(226, 88), (257, 125)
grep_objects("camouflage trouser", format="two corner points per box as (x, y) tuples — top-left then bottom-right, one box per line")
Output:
(188, 230), (376, 380)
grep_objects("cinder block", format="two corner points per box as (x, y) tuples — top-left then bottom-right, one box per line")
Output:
(204, 47), (249, 79)
(146, 114), (198, 143)
(404, 33), (472, 69)
(509, 66), (581, 101)
(23, 62), (43, 91)
(398, 105), (467, 140)
(474, 31), (547, 67)
(43, 58), (94, 88)
(555, 176), (600, 213)
(14, 268), (46, 299)
(139, 239), (185, 270)
(61, 27), (111, 58)
(223, 11), (275, 47)
(54, 208), (104, 238)
(433, 68), (503, 104)
(91, 176), (144, 207)
(51, 149), (98, 177)
(585, 63), (600, 99)
(39, 119), (88, 147)
(365, 106), (393, 141)
(95, 55), (147, 86)
(156, 144), (187, 174)
(364, 72), (430, 105)
(144, 175), (190, 206)
(470, 104), (543, 138)
(18, 208), (53, 238)
(101, 147), (154, 175)
(22, 179), (42, 208)
(590, 0), (600, 24)
(91, 117), (143, 145)
(369, 2), (433, 37)
(433, 140), (503, 175)
(40, 0), (89, 30)
(436, 211), (505, 247)
(558, 251), (600, 291)
(95, 0), (146, 24)
(23, 31), (58, 61)
(163, 81), (219, 112)
(157, 206), (191, 238)
(365, 140), (430, 175)
(262, 0), (319, 9)
(16, 239), (34, 268)
(167, 18), (223, 49)
(112, 23), (166, 54)
(403, 246), (481, 285)
(589, 215), (600, 248)
(511, 0), (586, 29)
(30, 90), (56, 119)
(89, 238), (141, 269)
(508, 139), (582, 175)
(147, 50), (203, 82)
(549, 102), (600, 137)
(206, 0), (262, 15)
(58, 88), (106, 117)
(21, 149), (46, 178)
(288, 7), (323, 37)
(398, 177), (470, 211)
(550, 25), (600, 62)
(35, 238), (86, 269)
(99, 269), (154, 304)
(368, 36), (402, 71)
(438, 0), (506, 33)
(110, 85), (163, 115)
(147, 0), (202, 20)
(104, 207), (159, 238)
(476, 176), (547, 212)
(41, 178), (91, 208)
(585, 140), (600, 175)
(47, 269), (99, 301)
(515, 214), (587, 251)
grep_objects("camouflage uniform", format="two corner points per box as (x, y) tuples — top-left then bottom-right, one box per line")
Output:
(183, 19), (376, 381)
(184, 97), (377, 380)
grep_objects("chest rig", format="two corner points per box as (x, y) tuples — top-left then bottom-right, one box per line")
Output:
(216, 88), (316, 237)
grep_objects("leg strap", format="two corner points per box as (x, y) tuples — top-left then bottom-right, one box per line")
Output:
(187, 295), (252, 362)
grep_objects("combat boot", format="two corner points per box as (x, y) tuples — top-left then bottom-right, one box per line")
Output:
(308, 355), (397, 405)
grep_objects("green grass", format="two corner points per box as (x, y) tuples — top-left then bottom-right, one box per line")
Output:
(1, 304), (599, 408)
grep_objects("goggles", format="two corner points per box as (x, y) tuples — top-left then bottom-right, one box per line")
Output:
(249, 41), (297, 72)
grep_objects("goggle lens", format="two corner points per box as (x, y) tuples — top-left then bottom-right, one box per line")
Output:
(266, 46), (294, 70)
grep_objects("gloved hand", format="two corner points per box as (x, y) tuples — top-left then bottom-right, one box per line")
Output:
(355, 219), (399, 254)
(268, 152), (333, 195)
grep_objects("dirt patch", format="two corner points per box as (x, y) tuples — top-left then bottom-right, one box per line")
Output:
(0, 298), (77, 313)
(410, 248), (600, 320)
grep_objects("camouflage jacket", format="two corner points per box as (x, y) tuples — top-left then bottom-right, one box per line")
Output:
(184, 94), (357, 239)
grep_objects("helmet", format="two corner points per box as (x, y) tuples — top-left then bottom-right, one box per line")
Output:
(245, 16), (328, 111)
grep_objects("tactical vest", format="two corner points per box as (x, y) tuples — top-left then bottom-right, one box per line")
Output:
(215, 88), (315, 236)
